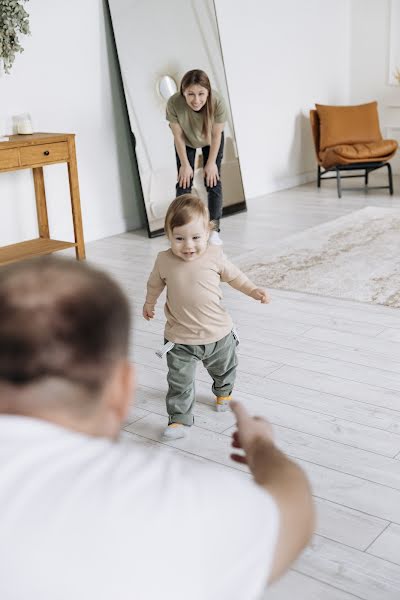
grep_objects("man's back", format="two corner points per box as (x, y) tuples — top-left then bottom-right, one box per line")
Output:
(0, 415), (279, 600)
(0, 256), (314, 599)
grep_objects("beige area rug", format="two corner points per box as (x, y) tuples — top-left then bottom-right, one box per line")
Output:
(239, 207), (400, 308)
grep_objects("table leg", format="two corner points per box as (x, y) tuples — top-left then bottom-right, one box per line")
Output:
(67, 136), (85, 260)
(33, 167), (50, 238)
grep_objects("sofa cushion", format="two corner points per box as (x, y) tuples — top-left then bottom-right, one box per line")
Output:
(316, 102), (382, 151)
(320, 139), (398, 168)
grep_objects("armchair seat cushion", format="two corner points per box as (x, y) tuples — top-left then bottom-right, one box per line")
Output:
(320, 139), (398, 169)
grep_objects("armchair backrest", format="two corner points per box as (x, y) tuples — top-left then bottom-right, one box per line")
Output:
(309, 109), (320, 159)
(311, 102), (382, 154)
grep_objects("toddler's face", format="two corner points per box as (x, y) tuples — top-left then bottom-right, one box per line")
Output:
(170, 216), (209, 261)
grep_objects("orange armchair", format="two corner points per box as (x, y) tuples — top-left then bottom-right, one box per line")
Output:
(310, 101), (398, 197)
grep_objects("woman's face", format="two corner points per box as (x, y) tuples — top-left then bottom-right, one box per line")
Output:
(183, 84), (209, 111)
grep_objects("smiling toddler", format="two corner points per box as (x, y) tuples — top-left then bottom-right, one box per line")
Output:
(143, 194), (269, 439)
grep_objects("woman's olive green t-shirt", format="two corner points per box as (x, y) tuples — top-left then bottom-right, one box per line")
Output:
(166, 91), (227, 148)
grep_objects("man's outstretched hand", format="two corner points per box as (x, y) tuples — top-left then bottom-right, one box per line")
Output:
(230, 401), (274, 466)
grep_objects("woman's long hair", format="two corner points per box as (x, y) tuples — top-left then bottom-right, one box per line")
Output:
(180, 69), (213, 140)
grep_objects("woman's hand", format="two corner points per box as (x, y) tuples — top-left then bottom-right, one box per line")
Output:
(143, 303), (155, 320)
(204, 161), (219, 187)
(178, 164), (194, 189)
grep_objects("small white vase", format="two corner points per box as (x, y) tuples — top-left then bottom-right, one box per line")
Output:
(16, 113), (33, 134)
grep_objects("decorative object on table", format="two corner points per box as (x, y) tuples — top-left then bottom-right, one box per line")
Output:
(310, 102), (398, 198)
(0, 0), (30, 74)
(239, 207), (400, 308)
(15, 112), (33, 134)
(0, 117), (9, 140)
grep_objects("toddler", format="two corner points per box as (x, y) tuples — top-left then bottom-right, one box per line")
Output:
(143, 194), (269, 439)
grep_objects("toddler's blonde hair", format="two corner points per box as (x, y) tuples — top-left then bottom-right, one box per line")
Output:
(165, 194), (213, 238)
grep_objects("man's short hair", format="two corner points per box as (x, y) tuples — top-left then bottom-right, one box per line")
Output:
(0, 256), (131, 393)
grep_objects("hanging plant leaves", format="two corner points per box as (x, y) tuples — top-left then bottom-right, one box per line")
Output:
(0, 0), (30, 74)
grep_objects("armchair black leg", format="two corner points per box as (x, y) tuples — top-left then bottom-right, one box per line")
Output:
(317, 162), (392, 198)
(387, 162), (393, 195)
(336, 167), (342, 198)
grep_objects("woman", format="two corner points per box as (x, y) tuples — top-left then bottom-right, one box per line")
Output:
(166, 69), (227, 245)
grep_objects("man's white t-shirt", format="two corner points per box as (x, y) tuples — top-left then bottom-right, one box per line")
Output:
(0, 416), (279, 600)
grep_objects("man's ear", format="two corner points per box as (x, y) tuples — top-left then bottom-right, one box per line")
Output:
(118, 360), (135, 422)
(106, 360), (135, 423)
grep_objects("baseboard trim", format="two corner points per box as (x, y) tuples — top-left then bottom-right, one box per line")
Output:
(246, 170), (315, 199)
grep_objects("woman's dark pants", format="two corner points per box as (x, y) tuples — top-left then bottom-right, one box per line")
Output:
(175, 132), (224, 231)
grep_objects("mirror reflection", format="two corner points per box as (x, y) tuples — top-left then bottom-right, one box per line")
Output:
(109, 0), (246, 237)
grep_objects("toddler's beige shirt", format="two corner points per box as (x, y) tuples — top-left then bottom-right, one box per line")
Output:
(145, 246), (257, 345)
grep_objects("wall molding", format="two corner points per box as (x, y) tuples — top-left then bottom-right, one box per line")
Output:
(388, 0), (400, 84)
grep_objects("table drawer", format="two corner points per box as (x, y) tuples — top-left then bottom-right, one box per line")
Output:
(0, 148), (20, 170)
(19, 142), (69, 166)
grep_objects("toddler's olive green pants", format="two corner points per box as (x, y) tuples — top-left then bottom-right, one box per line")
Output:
(166, 331), (237, 426)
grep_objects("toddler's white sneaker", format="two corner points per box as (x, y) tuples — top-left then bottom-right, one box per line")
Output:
(163, 423), (188, 440)
(215, 395), (232, 412)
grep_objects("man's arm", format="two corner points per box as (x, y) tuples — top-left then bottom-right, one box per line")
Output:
(230, 401), (315, 584)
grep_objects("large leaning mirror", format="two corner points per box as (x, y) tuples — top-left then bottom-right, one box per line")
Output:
(108, 0), (247, 237)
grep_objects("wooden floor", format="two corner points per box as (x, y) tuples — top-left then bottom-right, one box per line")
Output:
(87, 174), (400, 600)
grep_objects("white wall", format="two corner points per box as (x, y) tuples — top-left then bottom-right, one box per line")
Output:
(0, 0), (144, 248)
(2, 0), (392, 250)
(350, 0), (400, 171)
(215, 0), (351, 199)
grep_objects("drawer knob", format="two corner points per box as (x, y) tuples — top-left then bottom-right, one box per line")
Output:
(43, 150), (50, 156)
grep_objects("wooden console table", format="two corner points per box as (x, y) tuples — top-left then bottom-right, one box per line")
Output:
(0, 132), (85, 265)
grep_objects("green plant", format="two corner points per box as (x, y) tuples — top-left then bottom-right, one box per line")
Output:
(0, 0), (30, 74)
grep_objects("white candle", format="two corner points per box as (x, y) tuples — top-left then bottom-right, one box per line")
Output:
(17, 119), (33, 134)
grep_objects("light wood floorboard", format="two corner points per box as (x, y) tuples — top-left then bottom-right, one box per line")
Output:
(87, 175), (400, 599)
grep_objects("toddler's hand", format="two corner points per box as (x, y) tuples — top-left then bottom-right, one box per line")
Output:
(143, 303), (155, 320)
(251, 288), (270, 304)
